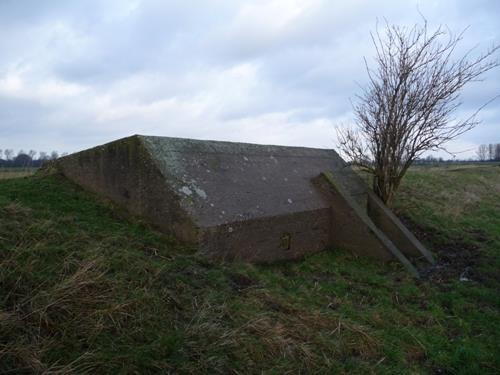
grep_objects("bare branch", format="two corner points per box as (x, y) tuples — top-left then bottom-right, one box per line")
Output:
(336, 20), (500, 205)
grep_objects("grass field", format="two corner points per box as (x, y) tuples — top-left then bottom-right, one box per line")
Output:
(0, 168), (37, 180)
(0, 165), (499, 374)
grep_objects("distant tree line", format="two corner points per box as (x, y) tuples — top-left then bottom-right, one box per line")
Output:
(409, 143), (500, 165)
(413, 155), (475, 165)
(413, 149), (500, 165)
(476, 143), (500, 161)
(0, 149), (67, 168)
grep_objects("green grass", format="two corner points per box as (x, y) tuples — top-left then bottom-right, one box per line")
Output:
(0, 168), (37, 180)
(0, 165), (499, 374)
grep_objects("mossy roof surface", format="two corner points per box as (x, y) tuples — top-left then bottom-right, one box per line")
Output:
(140, 135), (365, 227)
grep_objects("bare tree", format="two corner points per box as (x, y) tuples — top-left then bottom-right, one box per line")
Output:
(489, 143), (495, 160)
(4, 149), (14, 161)
(337, 20), (499, 205)
(477, 144), (489, 161)
(50, 151), (59, 160)
(496, 144), (500, 161)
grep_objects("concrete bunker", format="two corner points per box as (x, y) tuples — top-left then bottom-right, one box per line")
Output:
(52, 135), (434, 276)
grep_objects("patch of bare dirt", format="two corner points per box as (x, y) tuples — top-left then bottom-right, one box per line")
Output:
(399, 216), (488, 283)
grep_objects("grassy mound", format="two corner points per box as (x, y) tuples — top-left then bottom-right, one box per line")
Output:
(1, 166), (499, 374)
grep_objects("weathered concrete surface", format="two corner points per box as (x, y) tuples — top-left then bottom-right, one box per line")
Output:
(367, 192), (435, 263)
(141, 135), (347, 227)
(50, 136), (198, 242)
(141, 135), (352, 262)
(313, 172), (419, 277)
(51, 134), (433, 271)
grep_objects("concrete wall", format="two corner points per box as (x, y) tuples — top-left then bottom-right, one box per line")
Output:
(53, 136), (198, 243)
(199, 208), (332, 262)
(312, 174), (393, 261)
(367, 192), (434, 263)
(312, 172), (421, 276)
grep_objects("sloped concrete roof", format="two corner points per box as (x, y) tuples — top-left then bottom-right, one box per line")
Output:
(141, 135), (364, 228)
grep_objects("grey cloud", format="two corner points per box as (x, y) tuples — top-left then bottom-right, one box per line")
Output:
(0, 0), (499, 158)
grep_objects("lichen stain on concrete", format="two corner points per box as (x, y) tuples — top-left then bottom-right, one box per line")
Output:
(180, 186), (193, 196)
(194, 187), (207, 199)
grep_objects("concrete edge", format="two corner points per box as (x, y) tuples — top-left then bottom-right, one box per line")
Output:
(320, 171), (420, 277)
(367, 191), (435, 264)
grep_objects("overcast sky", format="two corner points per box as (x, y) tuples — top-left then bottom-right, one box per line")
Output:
(1, 0), (499, 158)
